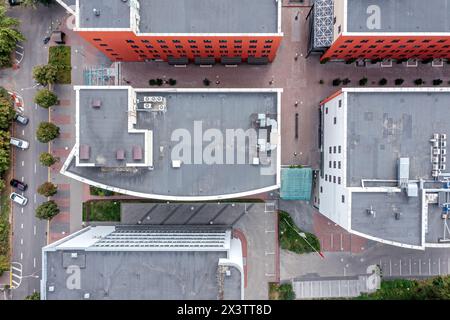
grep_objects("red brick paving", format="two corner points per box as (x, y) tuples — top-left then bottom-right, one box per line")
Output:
(233, 228), (248, 288)
(49, 232), (66, 244)
(57, 183), (70, 191)
(58, 99), (71, 107)
(313, 212), (367, 253)
(59, 132), (71, 139)
(51, 161), (64, 173)
(51, 114), (71, 125)
(51, 211), (70, 223)
(52, 198), (70, 208)
(52, 148), (71, 158)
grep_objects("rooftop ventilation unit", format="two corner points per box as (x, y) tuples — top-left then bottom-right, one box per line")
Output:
(48, 286), (55, 292)
(367, 206), (376, 218)
(71, 252), (78, 258)
(93, 8), (100, 16)
(398, 158), (410, 189)
(84, 293), (90, 299)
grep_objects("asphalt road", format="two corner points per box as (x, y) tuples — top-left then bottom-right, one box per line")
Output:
(0, 4), (66, 299)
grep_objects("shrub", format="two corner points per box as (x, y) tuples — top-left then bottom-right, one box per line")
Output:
(345, 58), (356, 64)
(36, 122), (60, 143)
(319, 79), (324, 85)
(37, 182), (58, 197)
(379, 78), (388, 86)
(320, 57), (330, 64)
(35, 201), (60, 220)
(203, 78), (211, 86)
(156, 78), (163, 86)
(414, 78), (424, 86)
(34, 89), (57, 108)
(359, 78), (368, 86)
(168, 78), (177, 86)
(395, 79), (404, 86)
(33, 64), (58, 86)
(332, 78), (342, 86)
(149, 79), (157, 86)
(433, 79), (443, 86)
(342, 78), (351, 85)
(39, 152), (58, 167)
(0, 95), (15, 130)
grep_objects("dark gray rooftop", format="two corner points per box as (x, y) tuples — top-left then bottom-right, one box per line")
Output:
(78, 0), (131, 29)
(79, 89), (145, 167)
(351, 192), (422, 246)
(347, 92), (450, 187)
(346, 0), (450, 33)
(121, 203), (253, 226)
(70, 90), (278, 198)
(138, 0), (278, 33)
(45, 250), (239, 300)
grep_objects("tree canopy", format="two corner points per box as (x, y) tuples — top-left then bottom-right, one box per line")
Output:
(0, 5), (25, 68)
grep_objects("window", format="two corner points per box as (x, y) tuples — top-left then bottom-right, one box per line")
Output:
(325, 174), (328, 181)
(106, 48), (113, 52)
(234, 40), (242, 43)
(100, 44), (108, 47)
(329, 146), (332, 154)
(325, 107), (328, 114)
(338, 161), (341, 169)
(219, 40), (227, 43)
(250, 40), (258, 43)
(265, 40), (273, 43)
(333, 117), (337, 125)
(341, 195), (345, 203)
(333, 146), (337, 154)
(157, 40), (166, 44)
(126, 40), (135, 43)
(204, 40), (212, 44)
(172, 40), (181, 43)
(264, 45), (272, 49)
(333, 176), (336, 183)
(187, 40), (196, 43)
(333, 161), (336, 169)
(320, 187), (323, 193)
(338, 25), (341, 33)
(131, 45), (139, 49)
(141, 40), (150, 43)
(338, 146), (342, 153)
(329, 161), (332, 168)
(338, 100), (342, 108)
(338, 177), (341, 185)
(93, 38), (102, 41)
(360, 40), (369, 43)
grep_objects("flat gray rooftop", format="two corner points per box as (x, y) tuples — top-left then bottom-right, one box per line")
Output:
(351, 192), (422, 246)
(79, 89), (145, 167)
(78, 0), (131, 29)
(71, 90), (278, 198)
(347, 92), (450, 187)
(426, 203), (449, 244)
(77, 0), (278, 33)
(139, 0), (278, 33)
(346, 0), (450, 33)
(45, 249), (241, 300)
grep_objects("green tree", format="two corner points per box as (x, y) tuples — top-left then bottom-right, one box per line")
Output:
(0, 96), (14, 130)
(37, 182), (58, 197)
(0, 6), (26, 67)
(0, 148), (10, 174)
(35, 200), (60, 220)
(0, 179), (5, 192)
(36, 122), (60, 143)
(39, 152), (58, 167)
(25, 292), (40, 300)
(34, 89), (57, 108)
(33, 64), (58, 86)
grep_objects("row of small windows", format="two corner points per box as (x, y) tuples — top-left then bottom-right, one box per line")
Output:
(328, 160), (342, 169)
(324, 174), (342, 185)
(344, 39), (447, 44)
(328, 145), (342, 154)
(122, 39), (274, 45)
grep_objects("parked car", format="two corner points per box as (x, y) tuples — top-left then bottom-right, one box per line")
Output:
(10, 179), (28, 191)
(14, 113), (29, 125)
(10, 192), (28, 206)
(10, 137), (29, 150)
(43, 36), (51, 45)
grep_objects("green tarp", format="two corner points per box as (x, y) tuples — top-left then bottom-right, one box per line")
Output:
(280, 168), (313, 201)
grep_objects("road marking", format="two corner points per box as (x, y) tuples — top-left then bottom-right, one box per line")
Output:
(21, 161), (24, 167)
(20, 252), (23, 260)
(34, 194), (36, 203)
(20, 238), (23, 245)
(340, 234), (343, 250)
(34, 163), (37, 173)
(389, 260), (392, 276)
(399, 260), (402, 275)
(22, 130), (24, 136)
(21, 176), (24, 182)
(21, 208), (23, 213)
(330, 234), (333, 249)
(20, 223), (23, 229)
(33, 258), (36, 269)
(34, 225), (36, 236)
(429, 258), (431, 275)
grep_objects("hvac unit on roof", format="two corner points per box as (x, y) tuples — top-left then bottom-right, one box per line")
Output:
(93, 8), (100, 16)
(48, 286), (55, 292)
(71, 252), (78, 258)
(84, 293), (90, 299)
(442, 134), (447, 141)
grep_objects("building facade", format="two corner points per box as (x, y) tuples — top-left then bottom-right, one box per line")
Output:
(57, 0), (283, 64)
(309, 0), (450, 61)
(319, 88), (450, 250)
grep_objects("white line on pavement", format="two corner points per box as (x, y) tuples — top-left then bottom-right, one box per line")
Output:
(21, 208), (23, 213)
(399, 260), (402, 275)
(419, 259), (422, 275)
(20, 238), (23, 245)
(34, 163), (37, 173)
(409, 259), (412, 275)
(389, 260), (392, 276)
(22, 130), (24, 136)
(34, 194), (36, 203)
(20, 223), (23, 229)
(21, 161), (24, 167)
(33, 258), (36, 269)
(21, 176), (24, 182)
(439, 258), (441, 275)
(429, 258), (431, 275)
(20, 252), (23, 260)
(33, 225), (36, 236)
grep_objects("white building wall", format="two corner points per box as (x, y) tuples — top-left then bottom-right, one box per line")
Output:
(319, 92), (350, 229)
